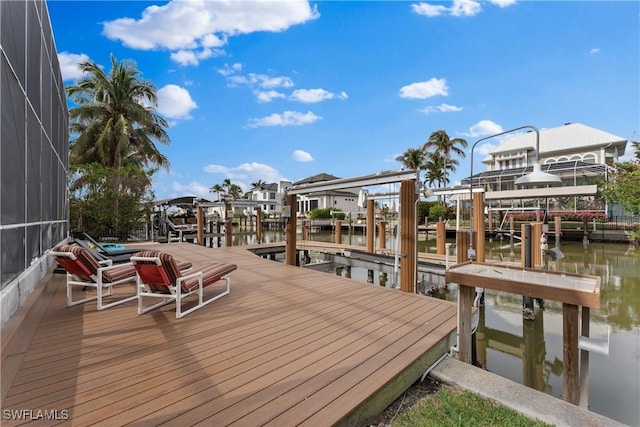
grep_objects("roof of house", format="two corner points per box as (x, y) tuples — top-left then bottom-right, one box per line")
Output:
(293, 173), (341, 185)
(154, 196), (211, 207)
(250, 183), (278, 192)
(490, 123), (627, 156)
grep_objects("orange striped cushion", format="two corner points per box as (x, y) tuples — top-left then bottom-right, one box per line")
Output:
(101, 264), (137, 283)
(133, 251), (193, 293)
(54, 244), (102, 280)
(54, 244), (137, 284)
(180, 262), (237, 292)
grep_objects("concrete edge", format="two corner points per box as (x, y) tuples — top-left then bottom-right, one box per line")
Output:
(429, 357), (626, 427)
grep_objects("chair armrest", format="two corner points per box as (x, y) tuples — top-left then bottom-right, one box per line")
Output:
(177, 270), (203, 284)
(98, 259), (113, 267)
(97, 261), (132, 273)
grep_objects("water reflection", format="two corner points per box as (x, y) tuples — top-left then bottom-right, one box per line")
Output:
(437, 240), (639, 426)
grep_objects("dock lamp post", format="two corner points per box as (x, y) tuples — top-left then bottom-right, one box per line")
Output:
(468, 125), (561, 261)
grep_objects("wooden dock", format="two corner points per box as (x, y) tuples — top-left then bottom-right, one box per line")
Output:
(1, 242), (457, 426)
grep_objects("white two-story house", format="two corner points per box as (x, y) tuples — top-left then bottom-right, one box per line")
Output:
(463, 122), (628, 215)
(245, 180), (292, 218)
(293, 173), (363, 217)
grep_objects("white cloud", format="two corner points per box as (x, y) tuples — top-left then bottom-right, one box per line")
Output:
(203, 161), (287, 191)
(490, 0), (517, 7)
(248, 111), (322, 128)
(58, 52), (92, 81)
(411, 3), (448, 17)
(170, 48), (222, 66)
(255, 90), (286, 103)
(463, 120), (504, 137)
(226, 72), (294, 89)
(102, 0), (319, 65)
(450, 0), (482, 17)
(157, 84), (198, 119)
(293, 150), (314, 162)
(218, 63), (243, 77)
(590, 47), (601, 54)
(220, 63), (305, 103)
(420, 103), (463, 114)
(399, 78), (448, 99)
(203, 164), (229, 174)
(201, 33), (226, 48)
(477, 142), (498, 156)
(253, 74), (295, 89)
(413, 0), (514, 18)
(290, 89), (348, 103)
(171, 181), (212, 199)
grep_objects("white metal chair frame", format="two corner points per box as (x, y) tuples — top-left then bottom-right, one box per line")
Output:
(131, 255), (231, 318)
(52, 251), (138, 310)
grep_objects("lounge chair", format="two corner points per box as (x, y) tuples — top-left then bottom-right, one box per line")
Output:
(72, 237), (134, 264)
(131, 251), (236, 318)
(52, 244), (139, 310)
(72, 231), (148, 257)
(52, 245), (193, 311)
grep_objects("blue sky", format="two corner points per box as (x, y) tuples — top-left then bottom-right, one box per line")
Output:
(49, 0), (639, 200)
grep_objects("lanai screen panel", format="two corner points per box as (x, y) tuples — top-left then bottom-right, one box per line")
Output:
(0, 0), (69, 289)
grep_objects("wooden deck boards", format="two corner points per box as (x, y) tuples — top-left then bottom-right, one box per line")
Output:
(1, 243), (457, 426)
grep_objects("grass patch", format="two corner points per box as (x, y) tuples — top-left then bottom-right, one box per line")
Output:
(391, 385), (553, 427)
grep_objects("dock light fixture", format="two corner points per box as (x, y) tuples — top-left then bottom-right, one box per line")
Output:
(468, 125), (561, 261)
(515, 163), (563, 186)
(514, 127), (563, 187)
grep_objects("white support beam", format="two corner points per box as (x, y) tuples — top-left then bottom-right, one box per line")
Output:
(196, 200), (262, 208)
(484, 184), (597, 200)
(439, 184), (598, 201)
(286, 170), (418, 195)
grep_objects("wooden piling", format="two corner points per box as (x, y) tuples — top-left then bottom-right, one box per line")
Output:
(197, 206), (204, 246)
(563, 303), (580, 405)
(256, 208), (263, 243)
(285, 194), (297, 266)
(366, 199), (375, 254)
(456, 231), (470, 263)
(399, 179), (416, 293)
(378, 221), (386, 250)
(473, 192), (485, 262)
(436, 220), (445, 256)
(458, 284), (475, 364)
(555, 215), (562, 247)
(334, 220), (342, 244)
(532, 222), (543, 268)
(225, 201), (232, 247)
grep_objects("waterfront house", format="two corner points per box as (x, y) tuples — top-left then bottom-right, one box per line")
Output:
(293, 173), (364, 217)
(245, 180), (293, 218)
(460, 122), (629, 216)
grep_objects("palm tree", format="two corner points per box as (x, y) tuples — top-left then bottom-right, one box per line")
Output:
(228, 184), (243, 200)
(210, 184), (225, 201)
(424, 151), (446, 189)
(395, 148), (426, 171)
(66, 55), (170, 170)
(422, 130), (468, 188)
(210, 179), (243, 201)
(251, 179), (266, 189)
(222, 178), (232, 194)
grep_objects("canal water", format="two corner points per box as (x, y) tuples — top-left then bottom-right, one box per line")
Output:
(231, 227), (639, 425)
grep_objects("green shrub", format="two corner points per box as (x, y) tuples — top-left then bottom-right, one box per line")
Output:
(309, 208), (346, 220)
(428, 204), (449, 221)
